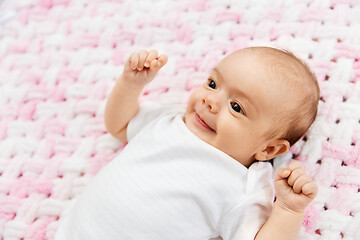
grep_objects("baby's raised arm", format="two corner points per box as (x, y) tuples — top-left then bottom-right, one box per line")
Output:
(104, 50), (167, 141)
(255, 161), (318, 240)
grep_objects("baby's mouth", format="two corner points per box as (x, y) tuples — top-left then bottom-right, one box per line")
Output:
(195, 113), (215, 132)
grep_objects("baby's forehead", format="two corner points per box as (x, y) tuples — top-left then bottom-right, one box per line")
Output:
(237, 47), (316, 103)
(219, 47), (318, 99)
(246, 48), (312, 87)
(235, 47), (301, 72)
(223, 48), (303, 86)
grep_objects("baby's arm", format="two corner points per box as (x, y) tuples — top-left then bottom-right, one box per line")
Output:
(254, 161), (318, 240)
(104, 50), (167, 141)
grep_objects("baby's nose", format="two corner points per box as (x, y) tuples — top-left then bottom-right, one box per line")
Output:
(202, 94), (220, 113)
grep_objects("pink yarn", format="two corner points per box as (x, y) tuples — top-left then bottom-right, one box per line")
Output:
(327, 184), (357, 215)
(303, 204), (319, 233)
(38, 0), (70, 9)
(26, 218), (52, 240)
(177, 24), (194, 44)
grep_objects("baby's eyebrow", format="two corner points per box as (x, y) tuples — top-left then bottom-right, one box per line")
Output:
(212, 67), (222, 81)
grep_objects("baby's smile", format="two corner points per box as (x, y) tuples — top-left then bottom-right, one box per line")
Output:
(195, 113), (216, 132)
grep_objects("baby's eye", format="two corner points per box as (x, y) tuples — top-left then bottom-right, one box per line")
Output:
(208, 80), (216, 89)
(231, 102), (244, 115)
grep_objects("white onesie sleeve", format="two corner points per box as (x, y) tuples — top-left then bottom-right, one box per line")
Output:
(127, 101), (164, 141)
(218, 162), (275, 240)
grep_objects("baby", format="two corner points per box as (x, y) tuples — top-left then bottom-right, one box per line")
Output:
(55, 47), (319, 240)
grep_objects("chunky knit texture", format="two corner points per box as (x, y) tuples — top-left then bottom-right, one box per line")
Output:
(0, 0), (359, 239)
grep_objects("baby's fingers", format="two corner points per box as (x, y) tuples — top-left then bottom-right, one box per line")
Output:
(150, 54), (168, 71)
(287, 160), (302, 171)
(275, 168), (291, 181)
(287, 167), (305, 188)
(137, 50), (148, 70)
(129, 52), (140, 70)
(158, 54), (168, 66)
(144, 49), (158, 67)
(293, 174), (312, 194)
(128, 50), (150, 71)
(302, 182), (318, 199)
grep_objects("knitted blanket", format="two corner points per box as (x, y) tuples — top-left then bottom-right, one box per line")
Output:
(0, 0), (359, 239)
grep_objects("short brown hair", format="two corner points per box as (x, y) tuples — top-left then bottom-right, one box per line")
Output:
(254, 47), (320, 146)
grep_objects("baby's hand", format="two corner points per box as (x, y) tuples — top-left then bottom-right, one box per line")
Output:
(122, 49), (168, 88)
(274, 161), (318, 213)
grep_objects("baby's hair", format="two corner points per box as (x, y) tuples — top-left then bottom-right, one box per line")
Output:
(251, 47), (320, 146)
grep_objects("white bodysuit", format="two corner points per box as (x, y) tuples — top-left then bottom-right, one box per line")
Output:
(55, 102), (275, 240)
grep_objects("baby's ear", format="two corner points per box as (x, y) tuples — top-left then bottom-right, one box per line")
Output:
(254, 140), (290, 161)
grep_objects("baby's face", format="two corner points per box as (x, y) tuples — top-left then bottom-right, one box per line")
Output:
(184, 50), (292, 167)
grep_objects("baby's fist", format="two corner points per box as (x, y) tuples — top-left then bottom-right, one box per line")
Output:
(123, 49), (168, 87)
(274, 161), (318, 213)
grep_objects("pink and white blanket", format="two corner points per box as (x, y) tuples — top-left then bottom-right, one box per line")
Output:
(0, 0), (359, 239)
